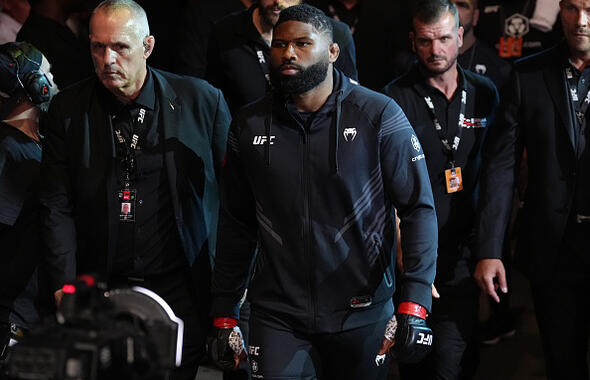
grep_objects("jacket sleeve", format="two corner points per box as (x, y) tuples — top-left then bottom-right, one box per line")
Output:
(379, 99), (438, 312)
(477, 69), (521, 260)
(211, 88), (232, 179)
(210, 118), (258, 319)
(39, 102), (77, 292)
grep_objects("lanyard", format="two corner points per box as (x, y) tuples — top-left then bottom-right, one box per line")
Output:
(565, 66), (590, 129)
(254, 46), (272, 89)
(423, 89), (467, 167)
(113, 107), (147, 186)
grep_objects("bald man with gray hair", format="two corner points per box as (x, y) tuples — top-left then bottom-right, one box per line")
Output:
(40, 1), (231, 379)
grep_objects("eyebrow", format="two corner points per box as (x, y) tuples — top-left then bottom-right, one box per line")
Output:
(273, 36), (314, 41)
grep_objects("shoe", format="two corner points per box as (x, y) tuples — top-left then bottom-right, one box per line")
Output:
(480, 315), (516, 345)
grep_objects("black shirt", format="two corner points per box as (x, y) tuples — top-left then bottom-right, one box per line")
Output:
(0, 122), (42, 323)
(458, 40), (512, 90)
(102, 71), (185, 278)
(566, 61), (590, 219)
(382, 65), (499, 283)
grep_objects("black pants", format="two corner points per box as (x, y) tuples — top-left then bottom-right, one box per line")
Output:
(246, 308), (390, 380)
(529, 224), (590, 380)
(399, 276), (480, 380)
(111, 265), (208, 380)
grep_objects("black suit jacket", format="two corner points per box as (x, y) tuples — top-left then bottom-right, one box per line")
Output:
(40, 68), (231, 290)
(478, 43), (579, 278)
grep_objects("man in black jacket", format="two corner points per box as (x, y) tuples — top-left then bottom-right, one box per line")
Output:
(206, 0), (357, 115)
(476, 0), (590, 378)
(40, 1), (231, 379)
(382, 1), (499, 378)
(210, 4), (438, 379)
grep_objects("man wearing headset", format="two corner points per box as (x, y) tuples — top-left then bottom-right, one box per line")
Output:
(0, 41), (56, 356)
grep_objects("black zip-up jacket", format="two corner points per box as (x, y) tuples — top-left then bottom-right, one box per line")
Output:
(212, 70), (437, 333)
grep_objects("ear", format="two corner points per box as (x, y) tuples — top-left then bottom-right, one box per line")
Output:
(457, 26), (464, 49)
(143, 35), (155, 59)
(409, 31), (416, 53)
(329, 42), (340, 64)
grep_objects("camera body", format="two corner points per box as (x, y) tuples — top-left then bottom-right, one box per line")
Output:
(3, 277), (183, 380)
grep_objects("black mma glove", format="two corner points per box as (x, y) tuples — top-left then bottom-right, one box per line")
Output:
(392, 302), (433, 363)
(209, 317), (246, 371)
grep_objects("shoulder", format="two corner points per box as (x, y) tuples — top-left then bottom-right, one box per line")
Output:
(513, 44), (562, 73)
(475, 41), (512, 70)
(0, 124), (30, 159)
(153, 69), (222, 100)
(344, 80), (404, 124)
(212, 8), (248, 35)
(234, 92), (269, 125)
(330, 18), (354, 44)
(49, 76), (97, 114)
(464, 69), (498, 95)
(381, 71), (417, 107)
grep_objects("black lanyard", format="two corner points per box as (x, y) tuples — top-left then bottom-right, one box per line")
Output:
(423, 89), (467, 167)
(254, 46), (272, 89)
(113, 107), (147, 187)
(565, 66), (590, 129)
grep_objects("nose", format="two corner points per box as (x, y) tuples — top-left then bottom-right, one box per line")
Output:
(431, 40), (443, 55)
(102, 47), (116, 65)
(282, 42), (297, 61)
(577, 9), (589, 27)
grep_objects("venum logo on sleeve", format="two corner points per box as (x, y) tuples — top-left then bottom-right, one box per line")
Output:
(411, 134), (421, 151)
(411, 134), (425, 162)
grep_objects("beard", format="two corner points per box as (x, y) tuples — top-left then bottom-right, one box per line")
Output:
(260, 3), (281, 27)
(271, 58), (330, 95)
(419, 51), (458, 76)
(462, 20), (473, 35)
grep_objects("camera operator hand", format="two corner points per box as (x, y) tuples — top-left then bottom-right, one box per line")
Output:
(375, 302), (433, 366)
(210, 317), (246, 371)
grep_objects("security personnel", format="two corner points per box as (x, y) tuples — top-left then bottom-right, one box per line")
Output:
(476, 0), (590, 378)
(382, 1), (498, 378)
(39, 2), (231, 379)
(453, 0), (511, 90)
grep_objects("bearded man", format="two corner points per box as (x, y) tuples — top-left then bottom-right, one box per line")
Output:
(210, 4), (438, 379)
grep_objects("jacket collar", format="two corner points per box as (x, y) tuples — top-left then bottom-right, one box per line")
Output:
(410, 63), (472, 101)
(541, 42), (576, 150)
